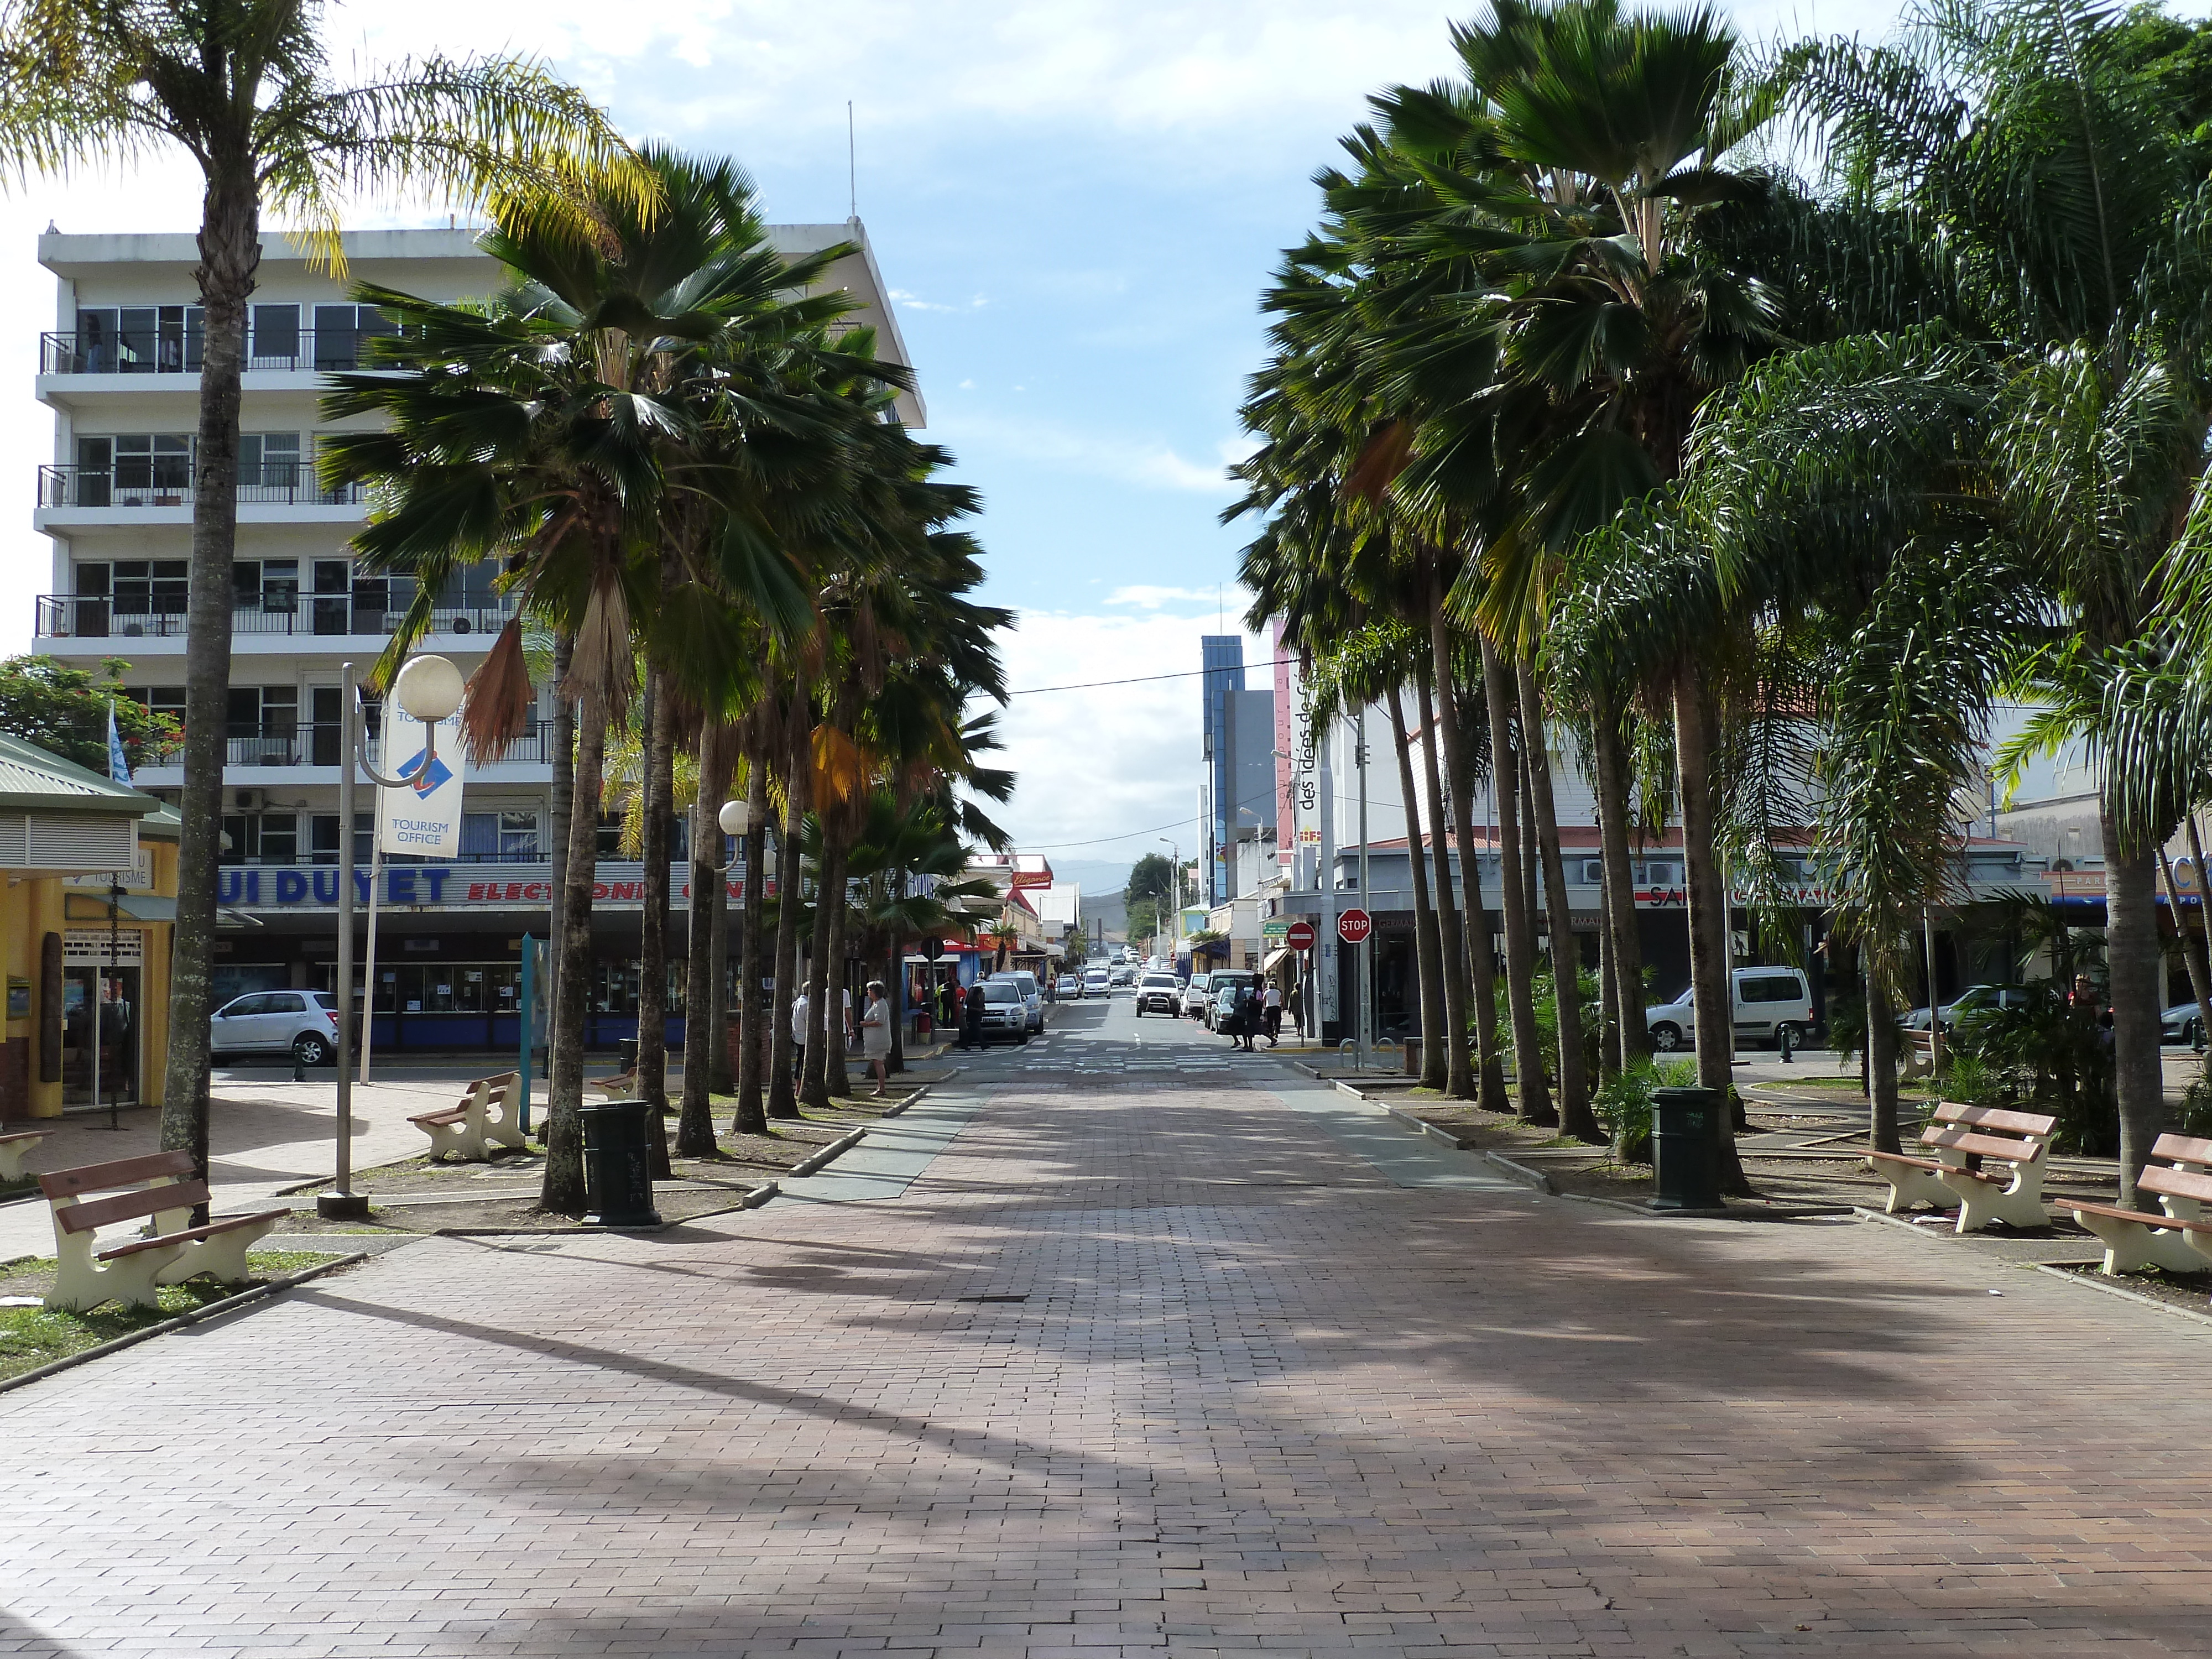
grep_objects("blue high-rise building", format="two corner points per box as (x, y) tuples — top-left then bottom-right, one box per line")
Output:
(1199, 636), (1274, 905)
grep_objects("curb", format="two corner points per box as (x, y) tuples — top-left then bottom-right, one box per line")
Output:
(787, 1126), (868, 1178)
(2027, 1261), (2212, 1331)
(1483, 1151), (1558, 1194)
(0, 1250), (372, 1397)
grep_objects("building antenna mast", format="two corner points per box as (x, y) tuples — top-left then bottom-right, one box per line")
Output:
(848, 101), (857, 218)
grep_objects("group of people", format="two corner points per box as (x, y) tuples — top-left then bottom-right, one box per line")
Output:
(1218, 981), (1286, 1052)
(789, 980), (896, 1097)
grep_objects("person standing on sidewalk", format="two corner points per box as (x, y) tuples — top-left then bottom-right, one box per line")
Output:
(861, 980), (893, 1097)
(959, 980), (986, 1051)
(1263, 982), (1283, 1047)
(790, 988), (810, 1081)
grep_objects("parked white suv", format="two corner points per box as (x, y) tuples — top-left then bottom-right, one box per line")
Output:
(209, 988), (343, 1066)
(1644, 967), (1814, 1052)
(1181, 972), (1213, 1018)
(987, 971), (1045, 1033)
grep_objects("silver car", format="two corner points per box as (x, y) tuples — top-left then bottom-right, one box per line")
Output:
(209, 988), (342, 1066)
(987, 971), (1045, 1033)
(1181, 972), (1213, 1018)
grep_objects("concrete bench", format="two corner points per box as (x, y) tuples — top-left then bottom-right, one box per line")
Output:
(1866, 1101), (2059, 1232)
(409, 1072), (513, 1163)
(587, 1071), (637, 1102)
(38, 1151), (286, 1311)
(0, 1129), (46, 1182)
(471, 1072), (525, 1152)
(2065, 1134), (2212, 1274)
(1901, 1027), (1937, 1083)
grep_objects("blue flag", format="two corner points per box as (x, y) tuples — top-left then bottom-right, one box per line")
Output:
(106, 700), (132, 786)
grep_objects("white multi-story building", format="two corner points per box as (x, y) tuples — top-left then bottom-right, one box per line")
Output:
(30, 222), (915, 1055)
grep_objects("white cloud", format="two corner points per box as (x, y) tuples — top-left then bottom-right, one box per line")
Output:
(1105, 585), (1222, 609)
(983, 607), (1270, 855)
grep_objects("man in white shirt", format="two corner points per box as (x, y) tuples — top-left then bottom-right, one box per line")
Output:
(1263, 983), (1284, 1046)
(790, 989), (810, 1081)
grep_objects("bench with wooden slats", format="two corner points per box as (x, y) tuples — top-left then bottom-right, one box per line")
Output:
(587, 1070), (637, 1102)
(1902, 1027), (1938, 1082)
(38, 1150), (288, 1311)
(0, 1129), (45, 1182)
(1866, 1101), (2060, 1232)
(2065, 1134), (2212, 1275)
(410, 1073), (495, 1162)
(474, 1072), (526, 1151)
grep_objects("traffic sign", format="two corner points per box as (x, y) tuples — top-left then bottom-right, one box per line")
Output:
(1261, 919), (1289, 940)
(919, 936), (945, 961)
(1285, 919), (1316, 951)
(1336, 909), (1373, 945)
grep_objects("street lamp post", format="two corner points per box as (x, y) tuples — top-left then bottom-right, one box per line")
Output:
(1159, 838), (1180, 959)
(319, 654), (463, 1222)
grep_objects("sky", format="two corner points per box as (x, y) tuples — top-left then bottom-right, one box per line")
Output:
(0, 0), (1919, 889)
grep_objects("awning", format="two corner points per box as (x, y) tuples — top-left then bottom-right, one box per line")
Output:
(117, 895), (176, 922)
(1262, 947), (1291, 973)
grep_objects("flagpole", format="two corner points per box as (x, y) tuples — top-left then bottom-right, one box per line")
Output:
(358, 837), (383, 1083)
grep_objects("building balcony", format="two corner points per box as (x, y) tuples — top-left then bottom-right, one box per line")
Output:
(39, 326), (406, 378)
(36, 463), (366, 515)
(34, 592), (518, 648)
(126, 721), (564, 788)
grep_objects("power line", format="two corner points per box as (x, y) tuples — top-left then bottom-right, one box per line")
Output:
(1022, 781), (1285, 853)
(1007, 658), (1297, 697)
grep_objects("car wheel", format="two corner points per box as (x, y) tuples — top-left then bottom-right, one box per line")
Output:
(293, 1032), (331, 1067)
(1650, 1022), (1683, 1052)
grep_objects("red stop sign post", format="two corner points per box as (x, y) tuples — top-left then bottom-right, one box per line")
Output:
(1285, 919), (1316, 952)
(1336, 908), (1373, 946)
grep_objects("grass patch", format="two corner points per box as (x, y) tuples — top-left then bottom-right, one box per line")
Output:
(0, 1250), (344, 1381)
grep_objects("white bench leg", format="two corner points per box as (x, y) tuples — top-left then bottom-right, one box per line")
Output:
(2072, 1209), (2212, 1274)
(0, 1137), (41, 1182)
(46, 1233), (186, 1312)
(158, 1216), (283, 1286)
(1866, 1157), (1954, 1214)
(1943, 1164), (2048, 1232)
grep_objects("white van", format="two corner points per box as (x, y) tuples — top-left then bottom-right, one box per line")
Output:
(1644, 966), (1814, 1052)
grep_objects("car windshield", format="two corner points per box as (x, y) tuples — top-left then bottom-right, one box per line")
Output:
(1142, 975), (1177, 988)
(982, 983), (1020, 1004)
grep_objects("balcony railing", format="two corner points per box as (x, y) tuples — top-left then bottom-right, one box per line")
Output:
(35, 592), (520, 641)
(38, 464), (365, 510)
(128, 721), (559, 770)
(39, 328), (408, 377)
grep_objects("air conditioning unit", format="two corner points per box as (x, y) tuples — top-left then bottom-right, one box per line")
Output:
(234, 790), (260, 811)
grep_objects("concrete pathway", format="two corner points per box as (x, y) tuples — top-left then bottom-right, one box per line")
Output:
(1, 1005), (2209, 1656)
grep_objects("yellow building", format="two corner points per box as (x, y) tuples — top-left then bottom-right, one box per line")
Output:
(0, 732), (178, 1120)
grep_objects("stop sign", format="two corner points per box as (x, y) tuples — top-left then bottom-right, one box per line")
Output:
(1336, 908), (1373, 945)
(1285, 919), (1316, 951)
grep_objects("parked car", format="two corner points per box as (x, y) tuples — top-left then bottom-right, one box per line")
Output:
(2162, 1000), (2208, 1048)
(1055, 974), (1084, 1000)
(972, 980), (1030, 1045)
(1182, 972), (1213, 1017)
(1204, 969), (1260, 1032)
(209, 988), (342, 1066)
(1133, 972), (1182, 1016)
(1903, 983), (2035, 1032)
(1109, 964), (1134, 987)
(1082, 967), (1112, 998)
(1644, 966), (1814, 1052)
(988, 970), (1045, 1033)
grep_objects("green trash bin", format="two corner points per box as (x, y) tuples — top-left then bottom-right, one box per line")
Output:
(579, 1098), (662, 1228)
(1649, 1086), (1721, 1211)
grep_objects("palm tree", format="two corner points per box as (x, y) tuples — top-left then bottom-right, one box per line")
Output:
(320, 150), (881, 1211)
(0, 0), (643, 1193)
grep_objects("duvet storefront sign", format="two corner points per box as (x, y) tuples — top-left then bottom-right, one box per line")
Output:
(217, 862), (757, 910)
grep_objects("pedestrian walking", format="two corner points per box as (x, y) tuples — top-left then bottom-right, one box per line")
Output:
(1238, 985), (1260, 1051)
(960, 981), (986, 1050)
(860, 979), (893, 1097)
(790, 988), (810, 1081)
(1263, 983), (1283, 1047)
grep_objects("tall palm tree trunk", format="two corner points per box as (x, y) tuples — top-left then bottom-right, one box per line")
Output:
(2186, 815), (2212, 1080)
(767, 747), (806, 1122)
(160, 171), (258, 1202)
(1387, 688), (1446, 1089)
(1673, 661), (1749, 1194)
(1518, 658), (1599, 1141)
(1590, 698), (1648, 1066)
(678, 722), (730, 1156)
(801, 829), (838, 1110)
(1431, 622), (1505, 1111)
(1415, 669), (1474, 1100)
(1480, 637), (1552, 1124)
(542, 683), (609, 1215)
(636, 674), (676, 1175)
(732, 760), (769, 1132)
(821, 837), (854, 1100)
(545, 633), (575, 1091)
(2104, 806), (2167, 1207)
(1865, 956), (1902, 1156)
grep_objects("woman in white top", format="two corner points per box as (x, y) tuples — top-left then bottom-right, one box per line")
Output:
(860, 979), (893, 1097)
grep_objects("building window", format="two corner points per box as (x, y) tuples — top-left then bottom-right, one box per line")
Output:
(249, 304), (300, 367)
(596, 813), (624, 860)
(462, 810), (540, 863)
(312, 303), (398, 371)
(238, 432), (302, 492)
(74, 305), (202, 374)
(72, 433), (192, 505)
(233, 559), (300, 615)
(219, 813), (296, 865)
(309, 812), (374, 865)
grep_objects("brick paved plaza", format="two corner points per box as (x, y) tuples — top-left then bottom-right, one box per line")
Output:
(3, 1041), (2209, 1656)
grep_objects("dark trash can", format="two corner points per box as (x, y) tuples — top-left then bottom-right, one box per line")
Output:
(579, 1098), (662, 1228)
(617, 1037), (639, 1072)
(1649, 1086), (1721, 1212)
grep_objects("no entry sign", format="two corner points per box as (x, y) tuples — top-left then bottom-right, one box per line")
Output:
(1285, 919), (1316, 951)
(1336, 908), (1373, 945)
